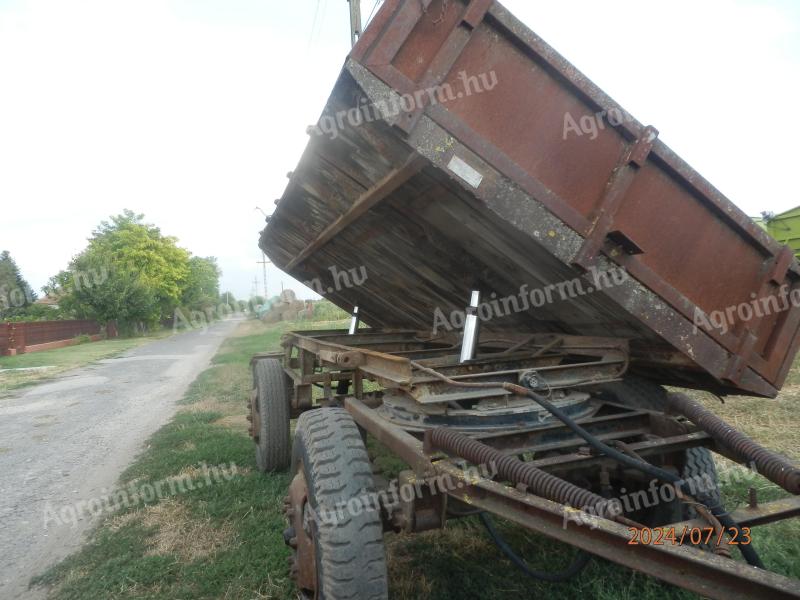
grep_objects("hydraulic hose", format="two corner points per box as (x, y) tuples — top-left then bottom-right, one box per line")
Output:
(410, 360), (764, 568)
(479, 512), (592, 582)
(515, 385), (764, 569)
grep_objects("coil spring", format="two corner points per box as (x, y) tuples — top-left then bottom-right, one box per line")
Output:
(668, 393), (800, 494)
(429, 428), (617, 519)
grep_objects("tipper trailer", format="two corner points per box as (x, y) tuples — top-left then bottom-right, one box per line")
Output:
(251, 1), (800, 597)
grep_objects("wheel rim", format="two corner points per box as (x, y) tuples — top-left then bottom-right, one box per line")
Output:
(248, 388), (261, 443)
(285, 463), (318, 598)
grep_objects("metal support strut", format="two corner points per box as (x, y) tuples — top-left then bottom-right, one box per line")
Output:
(348, 305), (360, 335)
(459, 290), (481, 363)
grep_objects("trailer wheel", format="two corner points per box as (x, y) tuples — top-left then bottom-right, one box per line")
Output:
(250, 358), (291, 472)
(643, 446), (722, 526)
(682, 446), (722, 518)
(284, 408), (388, 600)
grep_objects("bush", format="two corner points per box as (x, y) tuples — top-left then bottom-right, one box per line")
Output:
(3, 304), (74, 322)
(310, 300), (350, 322)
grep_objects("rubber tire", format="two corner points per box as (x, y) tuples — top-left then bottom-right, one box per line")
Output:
(595, 376), (668, 411)
(682, 446), (722, 518)
(292, 408), (388, 600)
(600, 378), (721, 509)
(640, 446), (722, 526)
(253, 358), (291, 472)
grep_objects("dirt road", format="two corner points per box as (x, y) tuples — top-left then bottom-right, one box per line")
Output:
(0, 319), (239, 599)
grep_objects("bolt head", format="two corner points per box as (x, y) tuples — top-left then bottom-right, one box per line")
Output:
(283, 526), (296, 545)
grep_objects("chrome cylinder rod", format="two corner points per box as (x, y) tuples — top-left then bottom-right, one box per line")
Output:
(348, 305), (360, 335)
(459, 291), (481, 363)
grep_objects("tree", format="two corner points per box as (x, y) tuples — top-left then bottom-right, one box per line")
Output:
(46, 210), (196, 332)
(181, 256), (221, 311)
(220, 291), (237, 306)
(0, 251), (37, 319)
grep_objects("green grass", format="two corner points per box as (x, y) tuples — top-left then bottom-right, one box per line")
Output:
(31, 320), (800, 599)
(31, 321), (293, 600)
(0, 331), (172, 395)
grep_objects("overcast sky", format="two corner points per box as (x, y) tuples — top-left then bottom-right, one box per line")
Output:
(1, 0), (798, 300)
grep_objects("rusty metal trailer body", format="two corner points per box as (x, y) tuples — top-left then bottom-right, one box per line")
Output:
(261, 0), (800, 399)
(250, 1), (800, 598)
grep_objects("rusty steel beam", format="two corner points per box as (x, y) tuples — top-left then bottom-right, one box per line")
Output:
(285, 154), (427, 270)
(674, 495), (800, 530)
(304, 329), (421, 343)
(291, 329), (457, 356)
(525, 431), (713, 471)
(345, 396), (433, 476)
(284, 331), (413, 386)
(411, 360), (627, 402)
(343, 396), (800, 596)
(435, 461), (800, 600)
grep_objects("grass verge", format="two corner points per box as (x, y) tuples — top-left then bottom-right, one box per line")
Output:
(0, 331), (173, 395)
(31, 320), (800, 599)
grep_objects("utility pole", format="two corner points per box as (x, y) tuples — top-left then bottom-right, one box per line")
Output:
(348, 0), (361, 47)
(251, 277), (259, 300)
(257, 252), (270, 299)
(254, 207), (271, 300)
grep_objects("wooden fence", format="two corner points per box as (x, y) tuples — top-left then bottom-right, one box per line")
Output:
(0, 320), (105, 356)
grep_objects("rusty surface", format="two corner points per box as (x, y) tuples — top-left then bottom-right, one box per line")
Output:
(523, 431), (713, 472)
(246, 388), (259, 441)
(284, 331), (414, 387)
(436, 461), (800, 600)
(346, 396), (434, 476)
(284, 330), (628, 409)
(428, 426), (627, 521)
(285, 467), (317, 595)
(674, 494), (800, 530)
(668, 392), (800, 494)
(344, 386), (800, 598)
(310, 339), (800, 597)
(470, 410), (657, 455)
(261, 0), (800, 397)
(262, 2), (800, 589)
(395, 470), (447, 532)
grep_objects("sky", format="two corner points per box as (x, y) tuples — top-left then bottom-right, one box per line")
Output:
(1, 0), (798, 300)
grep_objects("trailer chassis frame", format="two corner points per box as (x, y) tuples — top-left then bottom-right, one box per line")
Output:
(258, 328), (800, 599)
